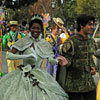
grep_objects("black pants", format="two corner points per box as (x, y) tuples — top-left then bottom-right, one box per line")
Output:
(67, 90), (96, 100)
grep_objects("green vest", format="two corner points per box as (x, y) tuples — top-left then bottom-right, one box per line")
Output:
(7, 31), (22, 48)
(61, 34), (96, 92)
(2, 31), (24, 50)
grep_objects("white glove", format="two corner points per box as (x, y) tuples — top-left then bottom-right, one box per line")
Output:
(48, 57), (58, 65)
(6, 52), (37, 61)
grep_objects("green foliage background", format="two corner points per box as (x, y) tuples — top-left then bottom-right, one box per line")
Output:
(56, 0), (100, 27)
(4, 0), (100, 27)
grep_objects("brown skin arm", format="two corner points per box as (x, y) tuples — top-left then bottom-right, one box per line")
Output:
(91, 67), (96, 75)
(8, 44), (33, 54)
(58, 55), (68, 67)
(8, 48), (18, 54)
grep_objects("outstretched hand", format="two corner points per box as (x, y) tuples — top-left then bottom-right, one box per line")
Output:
(58, 55), (68, 67)
(91, 67), (96, 75)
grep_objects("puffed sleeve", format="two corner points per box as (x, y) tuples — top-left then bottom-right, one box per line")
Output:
(60, 39), (74, 67)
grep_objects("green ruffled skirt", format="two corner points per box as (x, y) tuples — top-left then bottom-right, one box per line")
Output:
(0, 66), (68, 100)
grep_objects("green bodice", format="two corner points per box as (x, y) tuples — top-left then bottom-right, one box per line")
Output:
(2, 30), (24, 50)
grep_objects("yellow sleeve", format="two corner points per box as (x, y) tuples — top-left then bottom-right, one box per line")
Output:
(46, 36), (51, 42)
(97, 79), (100, 100)
(60, 32), (70, 44)
(60, 37), (64, 44)
(65, 32), (70, 39)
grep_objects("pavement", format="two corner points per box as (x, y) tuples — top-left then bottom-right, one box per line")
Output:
(2, 50), (8, 74)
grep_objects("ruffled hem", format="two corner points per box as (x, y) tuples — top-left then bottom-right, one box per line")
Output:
(0, 68), (68, 100)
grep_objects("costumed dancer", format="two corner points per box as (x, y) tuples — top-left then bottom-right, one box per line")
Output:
(46, 17), (69, 78)
(2, 21), (25, 72)
(0, 14), (68, 100)
(97, 78), (100, 100)
(94, 50), (100, 100)
(58, 14), (97, 100)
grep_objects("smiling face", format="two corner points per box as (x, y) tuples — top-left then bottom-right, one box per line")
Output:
(30, 22), (42, 39)
(54, 26), (59, 35)
(82, 20), (94, 35)
(10, 25), (17, 32)
(52, 24), (59, 36)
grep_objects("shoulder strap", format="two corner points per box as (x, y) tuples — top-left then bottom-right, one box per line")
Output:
(49, 34), (56, 46)
(8, 32), (13, 42)
(49, 34), (60, 46)
(57, 36), (60, 45)
(8, 31), (19, 42)
(14, 32), (19, 41)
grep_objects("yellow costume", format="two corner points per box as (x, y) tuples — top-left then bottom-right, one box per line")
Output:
(7, 58), (22, 72)
(3, 21), (25, 72)
(60, 32), (69, 44)
(46, 33), (63, 46)
(6, 31), (24, 72)
(97, 79), (100, 100)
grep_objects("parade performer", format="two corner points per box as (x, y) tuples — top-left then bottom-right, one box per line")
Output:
(0, 14), (68, 100)
(46, 17), (69, 78)
(59, 26), (70, 44)
(57, 14), (97, 100)
(97, 79), (100, 100)
(94, 51), (100, 100)
(2, 21), (25, 72)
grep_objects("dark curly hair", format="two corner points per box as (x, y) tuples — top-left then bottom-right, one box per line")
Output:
(77, 14), (95, 32)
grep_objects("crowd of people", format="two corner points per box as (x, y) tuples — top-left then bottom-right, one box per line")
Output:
(0, 13), (100, 100)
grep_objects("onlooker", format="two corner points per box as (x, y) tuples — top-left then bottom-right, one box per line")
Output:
(58, 14), (97, 100)
(2, 21), (25, 72)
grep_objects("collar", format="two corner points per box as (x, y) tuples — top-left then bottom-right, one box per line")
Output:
(51, 33), (58, 39)
(77, 33), (89, 40)
(10, 30), (17, 34)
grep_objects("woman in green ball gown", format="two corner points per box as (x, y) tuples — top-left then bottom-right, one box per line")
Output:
(0, 14), (68, 100)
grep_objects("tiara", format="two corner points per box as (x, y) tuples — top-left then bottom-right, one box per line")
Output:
(31, 14), (43, 21)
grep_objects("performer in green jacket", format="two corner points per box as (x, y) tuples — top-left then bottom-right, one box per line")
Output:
(57, 14), (97, 100)
(2, 21), (25, 72)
